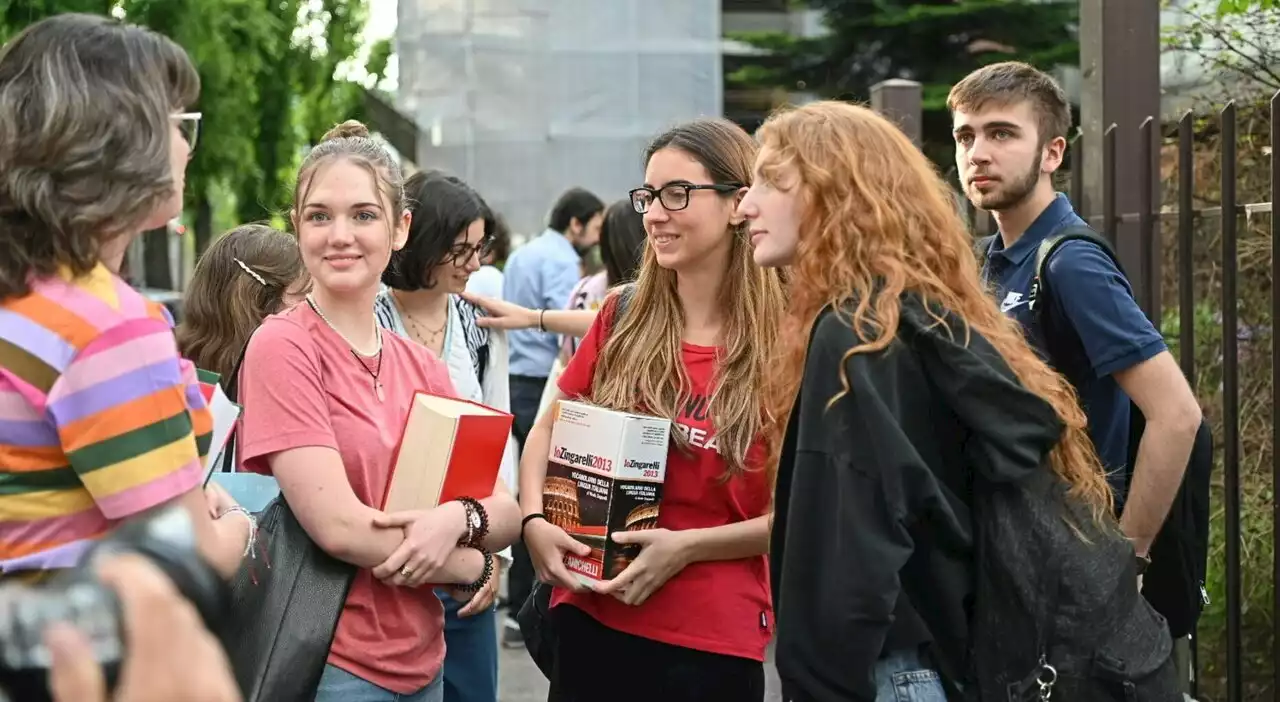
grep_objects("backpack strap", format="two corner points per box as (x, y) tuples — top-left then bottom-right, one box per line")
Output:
(974, 234), (996, 265)
(613, 282), (637, 323)
(1028, 225), (1123, 323)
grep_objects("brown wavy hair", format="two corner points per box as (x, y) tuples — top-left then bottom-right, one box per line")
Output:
(758, 101), (1112, 519)
(177, 225), (307, 380)
(589, 118), (787, 478)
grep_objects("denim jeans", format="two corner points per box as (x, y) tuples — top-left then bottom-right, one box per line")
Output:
(506, 375), (547, 620)
(873, 647), (947, 702)
(314, 664), (445, 702)
(437, 588), (499, 702)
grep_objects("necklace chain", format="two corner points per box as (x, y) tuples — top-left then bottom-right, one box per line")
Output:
(393, 291), (447, 342)
(306, 294), (385, 401)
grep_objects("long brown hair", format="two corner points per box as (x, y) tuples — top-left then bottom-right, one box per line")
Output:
(590, 118), (787, 477)
(759, 101), (1112, 518)
(177, 224), (306, 380)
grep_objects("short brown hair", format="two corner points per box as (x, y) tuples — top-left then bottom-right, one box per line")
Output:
(0, 14), (199, 300)
(947, 61), (1072, 144)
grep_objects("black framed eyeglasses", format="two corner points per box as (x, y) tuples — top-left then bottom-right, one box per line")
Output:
(172, 112), (202, 152)
(629, 183), (742, 214)
(447, 238), (493, 266)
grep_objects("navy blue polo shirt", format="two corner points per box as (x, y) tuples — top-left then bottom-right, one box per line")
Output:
(981, 194), (1167, 504)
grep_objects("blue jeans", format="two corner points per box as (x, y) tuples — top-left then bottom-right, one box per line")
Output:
(873, 647), (947, 702)
(436, 588), (499, 702)
(315, 664), (445, 702)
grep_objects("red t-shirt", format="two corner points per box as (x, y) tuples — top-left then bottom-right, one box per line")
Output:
(551, 295), (774, 661)
(237, 303), (456, 693)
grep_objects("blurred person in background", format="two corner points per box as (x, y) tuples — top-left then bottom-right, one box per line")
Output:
(178, 224), (310, 381)
(376, 170), (513, 702)
(498, 186), (604, 647)
(458, 200), (643, 373)
(559, 199), (647, 360)
(176, 223), (309, 473)
(0, 13), (249, 584)
(465, 212), (510, 300)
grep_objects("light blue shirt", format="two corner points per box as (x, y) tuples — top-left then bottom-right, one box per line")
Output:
(503, 228), (581, 377)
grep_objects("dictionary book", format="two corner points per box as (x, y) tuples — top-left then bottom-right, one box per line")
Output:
(381, 392), (513, 512)
(544, 400), (671, 584)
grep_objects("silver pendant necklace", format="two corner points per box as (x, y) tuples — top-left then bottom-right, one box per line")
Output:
(305, 294), (385, 402)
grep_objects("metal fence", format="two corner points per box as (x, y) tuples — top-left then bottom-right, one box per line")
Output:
(962, 91), (1280, 702)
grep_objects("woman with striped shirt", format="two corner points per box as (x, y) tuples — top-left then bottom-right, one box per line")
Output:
(0, 14), (249, 581)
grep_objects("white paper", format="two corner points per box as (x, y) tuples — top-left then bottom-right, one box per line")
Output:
(203, 384), (241, 481)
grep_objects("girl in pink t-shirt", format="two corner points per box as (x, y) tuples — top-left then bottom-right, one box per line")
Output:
(236, 120), (521, 701)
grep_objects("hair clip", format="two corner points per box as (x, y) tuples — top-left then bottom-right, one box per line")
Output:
(233, 257), (268, 286)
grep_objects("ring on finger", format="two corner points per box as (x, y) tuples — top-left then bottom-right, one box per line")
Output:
(400, 566), (415, 578)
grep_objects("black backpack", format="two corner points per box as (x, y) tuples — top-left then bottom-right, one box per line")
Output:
(967, 453), (1182, 701)
(902, 303), (1180, 701)
(977, 228), (1213, 640)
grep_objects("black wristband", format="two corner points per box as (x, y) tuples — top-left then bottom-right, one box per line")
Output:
(457, 550), (494, 594)
(521, 513), (547, 538)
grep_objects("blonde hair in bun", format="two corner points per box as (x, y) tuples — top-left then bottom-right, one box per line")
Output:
(321, 119), (371, 141)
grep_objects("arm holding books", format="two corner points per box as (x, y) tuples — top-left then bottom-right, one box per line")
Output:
(370, 476), (520, 587)
(271, 447), (484, 585)
(518, 389), (593, 592)
(242, 320), (493, 586)
(593, 516), (771, 606)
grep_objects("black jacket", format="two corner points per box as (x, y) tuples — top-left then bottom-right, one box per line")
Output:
(770, 298), (1064, 702)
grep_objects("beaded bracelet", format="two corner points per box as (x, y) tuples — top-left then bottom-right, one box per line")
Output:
(456, 550), (494, 594)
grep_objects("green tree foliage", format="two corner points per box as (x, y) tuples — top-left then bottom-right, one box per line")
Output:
(731, 0), (1078, 158)
(1216, 0), (1279, 14)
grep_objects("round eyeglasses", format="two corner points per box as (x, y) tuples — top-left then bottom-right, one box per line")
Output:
(629, 183), (741, 214)
(447, 238), (493, 266)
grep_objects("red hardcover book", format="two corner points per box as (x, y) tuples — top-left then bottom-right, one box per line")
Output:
(379, 391), (513, 512)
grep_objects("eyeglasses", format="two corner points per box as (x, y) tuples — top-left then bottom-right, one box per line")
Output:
(628, 183), (741, 214)
(447, 238), (493, 266)
(172, 112), (202, 152)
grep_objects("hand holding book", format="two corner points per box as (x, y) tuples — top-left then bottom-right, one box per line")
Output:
(524, 518), (592, 592)
(371, 502), (469, 587)
(591, 528), (693, 606)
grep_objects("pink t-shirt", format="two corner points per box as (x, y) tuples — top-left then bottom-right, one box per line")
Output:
(237, 302), (456, 693)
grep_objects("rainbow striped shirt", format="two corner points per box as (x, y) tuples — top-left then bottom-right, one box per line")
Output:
(0, 265), (211, 573)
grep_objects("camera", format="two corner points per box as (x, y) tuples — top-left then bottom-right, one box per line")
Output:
(0, 507), (232, 701)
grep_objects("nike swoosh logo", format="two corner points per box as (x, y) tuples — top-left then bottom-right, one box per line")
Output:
(1000, 299), (1030, 313)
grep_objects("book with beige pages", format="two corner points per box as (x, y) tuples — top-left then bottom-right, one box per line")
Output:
(379, 391), (514, 512)
(543, 400), (671, 585)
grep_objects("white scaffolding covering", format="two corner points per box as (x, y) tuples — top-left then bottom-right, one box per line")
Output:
(396, 0), (724, 239)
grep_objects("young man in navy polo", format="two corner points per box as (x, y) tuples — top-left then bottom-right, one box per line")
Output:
(949, 61), (1204, 690)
